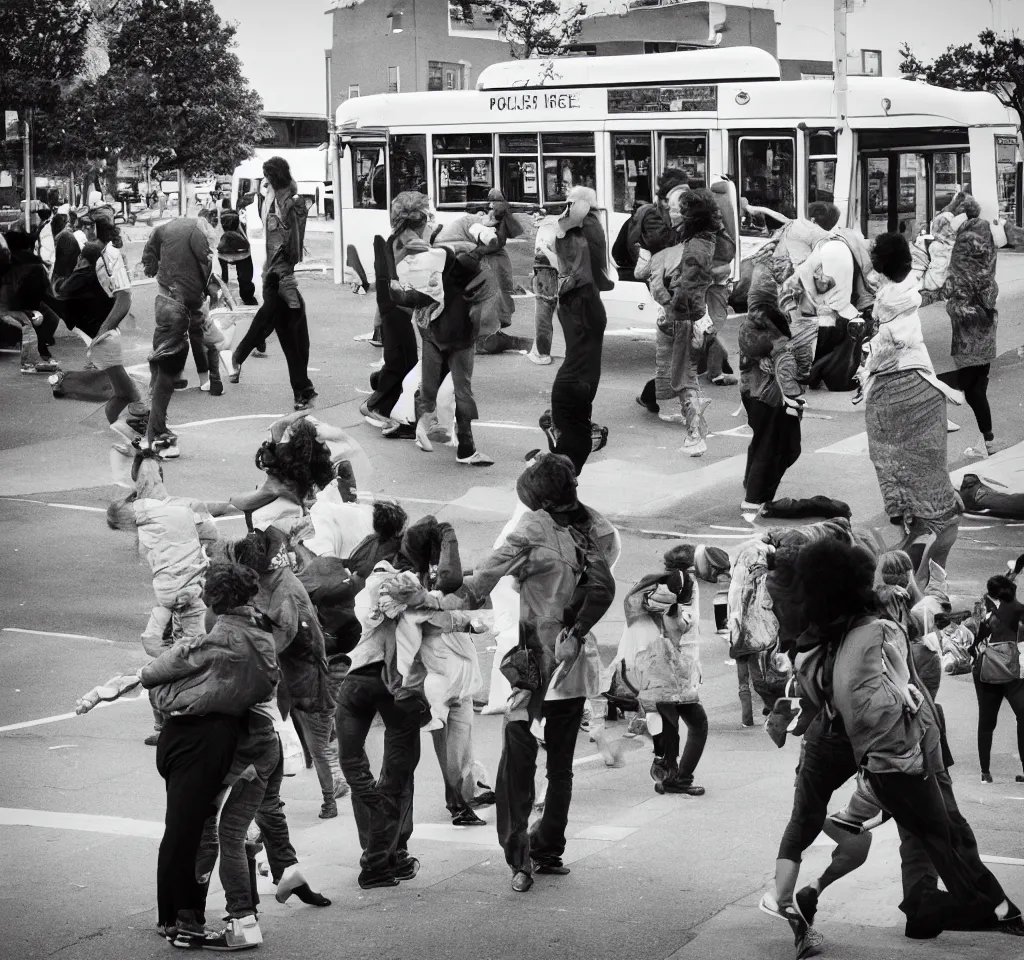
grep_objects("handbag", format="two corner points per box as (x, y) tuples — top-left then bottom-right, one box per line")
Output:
(978, 637), (1020, 684)
(499, 623), (541, 691)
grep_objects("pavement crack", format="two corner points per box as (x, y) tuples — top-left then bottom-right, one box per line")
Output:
(47, 927), (107, 958)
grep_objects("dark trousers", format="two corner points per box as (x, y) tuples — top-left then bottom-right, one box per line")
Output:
(418, 338), (478, 454)
(938, 364), (993, 439)
(254, 744), (300, 883)
(367, 312), (417, 417)
(651, 702), (708, 780)
(974, 675), (1024, 774)
(735, 653), (769, 725)
(154, 714), (241, 927)
(551, 378), (598, 475)
(777, 728), (858, 862)
(187, 326), (221, 384)
(743, 395), (802, 504)
(147, 346), (189, 443)
(35, 302), (61, 359)
(234, 281), (313, 400)
(867, 769), (1007, 931)
(336, 666), (425, 879)
(495, 697), (585, 874)
(219, 256), (257, 304)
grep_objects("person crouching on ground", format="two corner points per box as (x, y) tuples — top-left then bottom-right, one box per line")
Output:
(627, 547), (707, 796)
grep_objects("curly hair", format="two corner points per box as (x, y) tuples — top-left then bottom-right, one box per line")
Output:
(796, 539), (877, 629)
(663, 544), (696, 572)
(871, 233), (913, 283)
(204, 562), (260, 614)
(390, 190), (431, 234)
(255, 420), (334, 500)
(987, 574), (1018, 604)
(233, 532), (270, 573)
(263, 156), (292, 191)
(656, 168), (690, 201)
(679, 187), (722, 241)
(807, 201), (840, 231)
(372, 499), (408, 541)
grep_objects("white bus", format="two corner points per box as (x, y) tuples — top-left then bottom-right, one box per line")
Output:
(231, 112), (331, 218)
(335, 47), (1015, 324)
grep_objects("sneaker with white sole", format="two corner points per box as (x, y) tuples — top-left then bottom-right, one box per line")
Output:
(526, 346), (552, 365)
(200, 915), (262, 951)
(658, 412), (686, 424)
(946, 419), (960, 433)
(682, 429), (707, 457)
(963, 445), (988, 459)
(457, 450), (495, 466)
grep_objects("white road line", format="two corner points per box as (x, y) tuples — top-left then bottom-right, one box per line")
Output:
(0, 497), (105, 513)
(475, 422), (540, 431)
(2, 627), (116, 645)
(0, 692), (146, 734)
(981, 855), (1024, 866)
(173, 414), (283, 429)
(0, 808), (163, 839)
(637, 529), (752, 540)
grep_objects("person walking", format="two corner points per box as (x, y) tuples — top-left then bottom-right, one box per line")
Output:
(141, 214), (220, 458)
(228, 157), (317, 410)
(937, 197), (1000, 458)
(543, 186), (614, 475)
(217, 206), (258, 306)
(971, 574), (1024, 784)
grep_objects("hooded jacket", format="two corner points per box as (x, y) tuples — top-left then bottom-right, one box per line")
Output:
(141, 605), (278, 717)
(738, 264), (802, 407)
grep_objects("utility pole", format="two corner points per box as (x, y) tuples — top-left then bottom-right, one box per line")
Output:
(834, 0), (848, 137)
(22, 109), (33, 231)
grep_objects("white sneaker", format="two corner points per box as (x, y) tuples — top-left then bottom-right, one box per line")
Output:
(526, 346), (552, 365)
(963, 446), (988, 459)
(202, 914), (262, 951)
(946, 419), (960, 433)
(220, 350), (238, 376)
(682, 433), (707, 457)
(200, 379), (210, 392)
(740, 500), (764, 511)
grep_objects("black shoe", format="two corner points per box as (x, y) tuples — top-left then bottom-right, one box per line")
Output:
(394, 856), (420, 881)
(635, 395), (659, 414)
(650, 758), (675, 783)
(533, 860), (570, 875)
(656, 776), (705, 796)
(795, 886), (819, 927)
(469, 789), (496, 808)
(357, 871), (400, 890)
(381, 422), (416, 440)
(173, 378), (188, 390)
(294, 390), (317, 411)
(144, 732), (160, 746)
(452, 807), (486, 826)
(242, 299), (260, 307)
(208, 380), (224, 397)
(511, 870), (533, 892)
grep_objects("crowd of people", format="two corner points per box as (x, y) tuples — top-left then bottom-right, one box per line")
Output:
(4, 158), (1023, 956)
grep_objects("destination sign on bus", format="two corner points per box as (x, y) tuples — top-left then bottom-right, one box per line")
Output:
(488, 92), (584, 113)
(608, 85), (718, 115)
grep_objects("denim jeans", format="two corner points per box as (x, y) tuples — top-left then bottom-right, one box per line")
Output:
(147, 348), (189, 443)
(495, 697), (585, 874)
(735, 653), (769, 725)
(430, 695), (475, 814)
(532, 266), (558, 357)
(195, 728), (280, 918)
(336, 666), (427, 879)
(254, 744), (299, 883)
(293, 707), (344, 800)
(102, 364), (148, 424)
(418, 339), (477, 453)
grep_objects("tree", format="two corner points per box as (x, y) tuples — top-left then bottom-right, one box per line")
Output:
(899, 29), (1024, 132)
(0, 0), (92, 114)
(92, 0), (269, 177)
(485, 0), (588, 59)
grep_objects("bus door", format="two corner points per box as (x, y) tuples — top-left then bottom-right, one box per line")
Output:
(340, 127), (389, 288)
(856, 128), (971, 239)
(657, 133), (709, 189)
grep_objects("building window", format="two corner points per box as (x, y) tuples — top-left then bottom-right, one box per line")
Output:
(433, 133), (493, 206)
(428, 60), (464, 91)
(387, 66), (400, 94)
(347, 84), (360, 99)
(861, 49), (882, 76)
(612, 133), (653, 213)
(995, 135), (1017, 221)
(352, 145), (386, 209)
(389, 133), (427, 198)
(807, 131), (837, 205)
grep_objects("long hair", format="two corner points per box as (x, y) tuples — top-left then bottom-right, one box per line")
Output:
(263, 156), (292, 191)
(679, 187), (722, 241)
(255, 420), (334, 500)
(204, 562), (260, 614)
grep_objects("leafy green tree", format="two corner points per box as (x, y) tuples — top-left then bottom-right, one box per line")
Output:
(485, 0), (588, 59)
(899, 29), (1024, 131)
(93, 0), (269, 176)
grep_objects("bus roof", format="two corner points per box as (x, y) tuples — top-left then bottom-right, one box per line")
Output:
(337, 76), (1012, 131)
(476, 47), (780, 90)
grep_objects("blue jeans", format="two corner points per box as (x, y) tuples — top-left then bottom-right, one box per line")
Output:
(336, 666), (427, 879)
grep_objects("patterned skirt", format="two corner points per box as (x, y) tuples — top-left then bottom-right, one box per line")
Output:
(866, 370), (958, 523)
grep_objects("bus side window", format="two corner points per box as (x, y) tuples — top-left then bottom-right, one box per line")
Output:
(735, 135), (797, 237)
(541, 132), (596, 205)
(498, 134), (540, 205)
(808, 131), (837, 206)
(389, 134), (428, 200)
(353, 147), (386, 210)
(612, 133), (653, 213)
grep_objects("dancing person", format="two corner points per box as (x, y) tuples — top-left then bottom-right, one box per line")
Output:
(971, 574), (1024, 784)
(50, 207), (149, 441)
(611, 168), (688, 281)
(919, 192), (967, 303)
(936, 197), (1000, 457)
(413, 454), (617, 891)
(386, 191), (494, 466)
(858, 233), (963, 570)
(107, 456), (233, 743)
(699, 184), (738, 387)
(360, 225), (418, 429)
(798, 538), (1024, 939)
(627, 552), (707, 795)
(217, 206), (258, 306)
(228, 156), (317, 411)
(141, 213), (220, 457)
(738, 263), (804, 511)
(542, 186), (614, 475)
(528, 211), (558, 365)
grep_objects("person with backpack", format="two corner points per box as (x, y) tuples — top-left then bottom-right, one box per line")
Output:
(971, 574), (1024, 784)
(227, 157), (317, 411)
(217, 207), (258, 306)
(610, 168), (687, 281)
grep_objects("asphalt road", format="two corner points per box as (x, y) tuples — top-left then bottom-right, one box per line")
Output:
(2, 249), (1024, 960)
